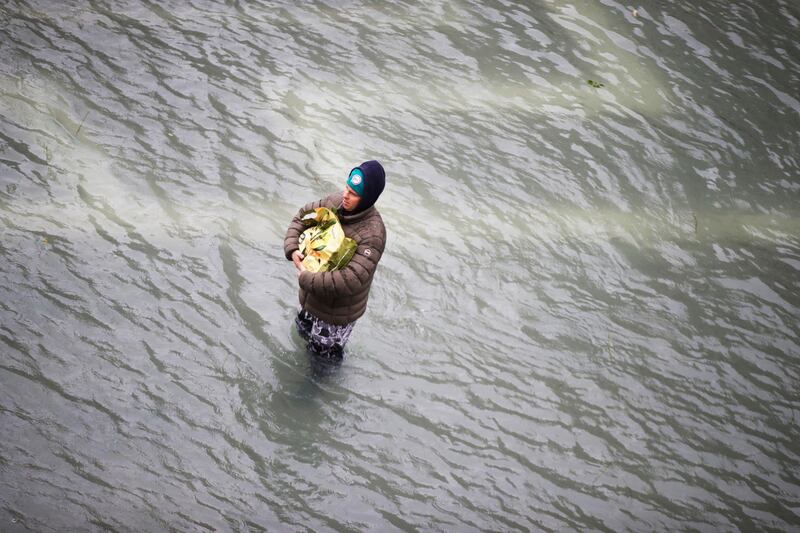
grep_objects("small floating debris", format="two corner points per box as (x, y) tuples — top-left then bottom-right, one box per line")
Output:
(75, 110), (90, 135)
(587, 79), (605, 89)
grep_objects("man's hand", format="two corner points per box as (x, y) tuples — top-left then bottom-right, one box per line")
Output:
(292, 250), (304, 270)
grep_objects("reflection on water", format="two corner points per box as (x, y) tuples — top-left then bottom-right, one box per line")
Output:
(1, 0), (799, 530)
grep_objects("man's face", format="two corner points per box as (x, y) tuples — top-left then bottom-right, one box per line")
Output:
(342, 185), (361, 211)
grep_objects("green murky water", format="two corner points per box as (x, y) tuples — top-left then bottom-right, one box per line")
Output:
(1, 1), (798, 530)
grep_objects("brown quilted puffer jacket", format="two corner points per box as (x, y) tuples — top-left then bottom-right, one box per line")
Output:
(284, 192), (386, 325)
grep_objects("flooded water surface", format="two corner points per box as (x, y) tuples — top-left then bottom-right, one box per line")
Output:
(1, 0), (799, 531)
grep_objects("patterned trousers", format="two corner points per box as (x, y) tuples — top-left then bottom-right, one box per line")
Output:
(295, 310), (355, 359)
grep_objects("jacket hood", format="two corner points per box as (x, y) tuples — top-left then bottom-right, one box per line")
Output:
(346, 160), (385, 214)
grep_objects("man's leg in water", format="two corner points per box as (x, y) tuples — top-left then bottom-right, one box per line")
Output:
(295, 310), (313, 341)
(295, 310), (354, 359)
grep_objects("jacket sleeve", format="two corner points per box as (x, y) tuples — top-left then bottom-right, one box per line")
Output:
(298, 223), (385, 298)
(283, 193), (340, 260)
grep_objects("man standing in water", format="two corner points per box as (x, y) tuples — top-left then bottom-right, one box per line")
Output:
(284, 160), (387, 359)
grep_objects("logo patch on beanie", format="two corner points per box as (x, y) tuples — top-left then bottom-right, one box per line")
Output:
(347, 168), (366, 196)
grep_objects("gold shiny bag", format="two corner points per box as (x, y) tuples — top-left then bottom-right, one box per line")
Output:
(298, 208), (357, 272)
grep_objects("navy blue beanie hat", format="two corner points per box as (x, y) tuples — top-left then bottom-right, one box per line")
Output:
(348, 160), (385, 213)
